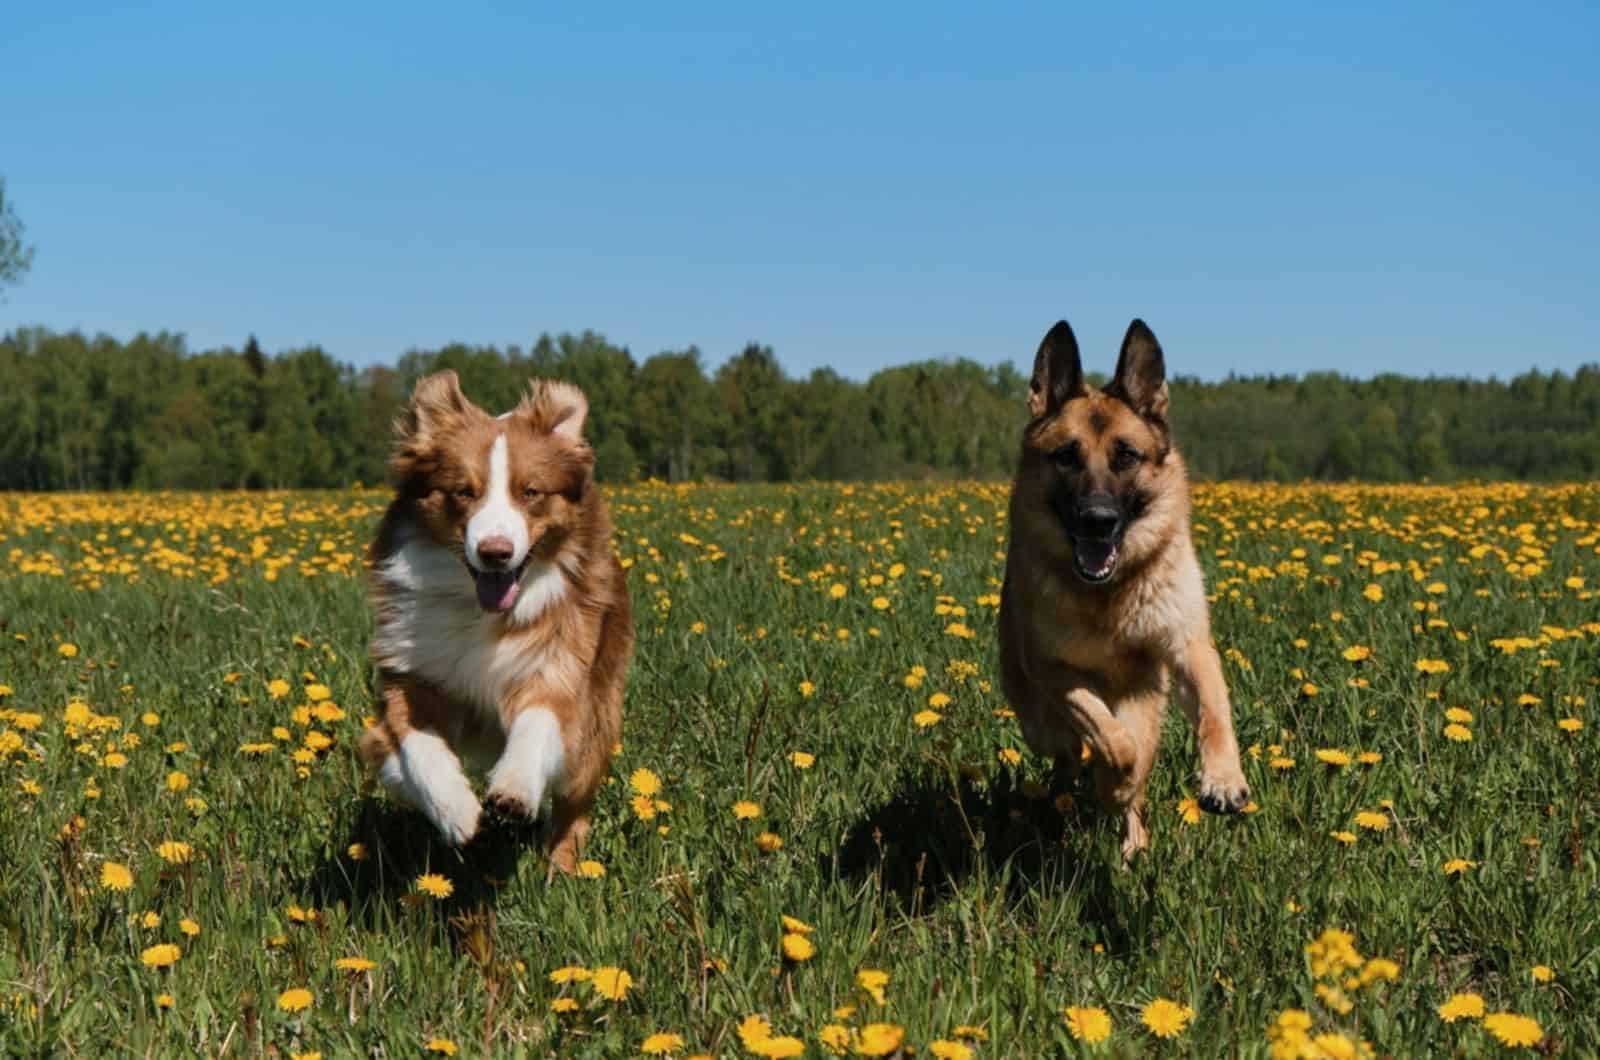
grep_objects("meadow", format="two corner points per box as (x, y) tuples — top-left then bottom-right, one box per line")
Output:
(0, 481), (1595, 1057)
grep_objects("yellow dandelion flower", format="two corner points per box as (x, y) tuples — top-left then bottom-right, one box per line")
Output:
(1315, 748), (1351, 767)
(818, 1023), (851, 1055)
(1414, 658), (1451, 674)
(1354, 810), (1389, 832)
(425, 1039), (458, 1055)
(853, 1023), (904, 1056)
(1441, 858), (1477, 875)
(798, 681), (815, 698)
(788, 751), (815, 769)
(913, 710), (943, 728)
(732, 800), (762, 820)
(336, 956), (376, 973)
(756, 832), (784, 853)
(1341, 645), (1371, 662)
(1437, 992), (1485, 1022)
(781, 933), (815, 961)
(1531, 964), (1554, 982)
(101, 862), (134, 892)
(550, 997), (579, 1013)
(58, 643), (79, 658)
(165, 771), (190, 792)
(1444, 723), (1473, 742)
(641, 1032), (685, 1055)
(1176, 797), (1202, 825)
(630, 768), (662, 796)
(415, 873), (453, 899)
(1140, 998), (1195, 1038)
(1482, 1012), (1542, 1047)
(1557, 717), (1583, 733)
(1329, 830), (1357, 845)
(578, 860), (606, 878)
(928, 1042), (974, 1060)
(589, 965), (633, 1001)
(1064, 1005), (1112, 1043)
(179, 918), (200, 936)
(140, 943), (181, 968)
(548, 965), (591, 984)
(267, 679), (290, 698)
(856, 968), (889, 1005)
(276, 987), (313, 1013)
(156, 841), (192, 864)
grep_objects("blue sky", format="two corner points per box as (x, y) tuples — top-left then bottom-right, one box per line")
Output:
(4, 2), (1597, 381)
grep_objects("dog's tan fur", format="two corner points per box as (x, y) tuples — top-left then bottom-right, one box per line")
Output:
(999, 319), (1249, 860)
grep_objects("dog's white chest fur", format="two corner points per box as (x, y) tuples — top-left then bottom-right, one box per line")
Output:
(371, 523), (567, 721)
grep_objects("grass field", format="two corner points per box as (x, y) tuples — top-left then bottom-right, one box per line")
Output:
(1, 481), (1595, 1057)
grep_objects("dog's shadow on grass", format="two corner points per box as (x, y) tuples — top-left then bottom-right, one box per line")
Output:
(304, 797), (541, 924)
(824, 766), (1144, 948)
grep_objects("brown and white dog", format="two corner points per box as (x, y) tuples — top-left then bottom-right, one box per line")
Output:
(359, 371), (632, 873)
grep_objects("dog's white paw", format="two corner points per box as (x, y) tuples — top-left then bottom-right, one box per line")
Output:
(387, 731), (484, 846)
(484, 708), (566, 821)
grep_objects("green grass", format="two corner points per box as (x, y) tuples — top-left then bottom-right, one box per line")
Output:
(0, 482), (1595, 1057)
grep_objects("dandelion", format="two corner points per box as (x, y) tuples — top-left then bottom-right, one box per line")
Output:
(346, 843), (368, 861)
(1437, 992), (1485, 1022)
(1353, 810), (1389, 832)
(782, 934), (815, 961)
(589, 965), (633, 1001)
(1531, 964), (1554, 982)
(1140, 998), (1195, 1038)
(1444, 723), (1473, 743)
(1315, 748), (1351, 767)
(1341, 645), (1371, 662)
(336, 956), (376, 973)
(913, 710), (943, 728)
(1557, 717), (1583, 733)
(1176, 797), (1202, 825)
(415, 873), (453, 899)
(157, 841), (192, 864)
(549, 965), (591, 984)
(277, 987), (313, 1013)
(179, 917), (200, 937)
(630, 768), (662, 796)
(425, 1039), (458, 1055)
(101, 862), (134, 892)
(551, 997), (579, 1013)
(798, 680), (815, 698)
(267, 679), (290, 698)
(856, 968), (889, 1005)
(1329, 830), (1357, 845)
(59, 643), (79, 658)
(1481, 1012), (1542, 1047)
(928, 1042), (974, 1060)
(853, 1024), (905, 1056)
(141, 943), (181, 968)
(578, 860), (606, 878)
(165, 771), (189, 792)
(155, 993), (174, 1009)
(1064, 1006), (1112, 1043)
(1414, 658), (1451, 674)
(927, 692), (951, 709)
(641, 1032), (685, 1054)
(732, 800), (762, 820)
(997, 747), (1022, 766)
(1441, 858), (1477, 875)
(788, 751), (815, 769)
(756, 832), (784, 852)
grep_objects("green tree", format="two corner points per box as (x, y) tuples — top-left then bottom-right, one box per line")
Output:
(0, 178), (33, 295)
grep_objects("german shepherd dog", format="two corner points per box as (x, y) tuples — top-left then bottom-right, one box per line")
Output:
(999, 318), (1250, 860)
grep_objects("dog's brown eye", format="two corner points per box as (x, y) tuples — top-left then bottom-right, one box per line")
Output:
(1111, 442), (1143, 472)
(453, 486), (476, 502)
(522, 486), (542, 501)
(1051, 443), (1082, 469)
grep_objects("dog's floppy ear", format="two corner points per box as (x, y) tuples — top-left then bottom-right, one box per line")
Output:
(1028, 320), (1085, 419)
(518, 379), (589, 441)
(1106, 319), (1169, 423)
(391, 370), (476, 483)
(401, 370), (475, 440)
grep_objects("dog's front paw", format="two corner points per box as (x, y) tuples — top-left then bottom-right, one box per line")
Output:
(1197, 763), (1251, 815)
(485, 788), (543, 822)
(426, 788), (483, 846)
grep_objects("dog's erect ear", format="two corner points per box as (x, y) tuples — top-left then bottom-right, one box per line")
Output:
(518, 380), (589, 440)
(401, 370), (475, 441)
(1028, 320), (1085, 419)
(1107, 319), (1169, 423)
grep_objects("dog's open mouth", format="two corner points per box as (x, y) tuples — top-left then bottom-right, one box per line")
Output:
(470, 560), (529, 613)
(1072, 537), (1119, 584)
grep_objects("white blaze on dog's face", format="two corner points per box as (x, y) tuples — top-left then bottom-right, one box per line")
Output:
(391, 371), (595, 614)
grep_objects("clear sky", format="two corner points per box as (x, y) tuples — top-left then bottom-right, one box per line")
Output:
(4, 2), (1597, 381)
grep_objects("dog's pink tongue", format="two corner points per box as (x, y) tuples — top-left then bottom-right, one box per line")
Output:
(474, 570), (521, 613)
(1077, 538), (1117, 574)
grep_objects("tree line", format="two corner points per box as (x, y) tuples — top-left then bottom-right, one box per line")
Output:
(1, 326), (1597, 490)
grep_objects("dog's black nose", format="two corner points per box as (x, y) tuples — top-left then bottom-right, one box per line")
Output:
(1077, 506), (1121, 539)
